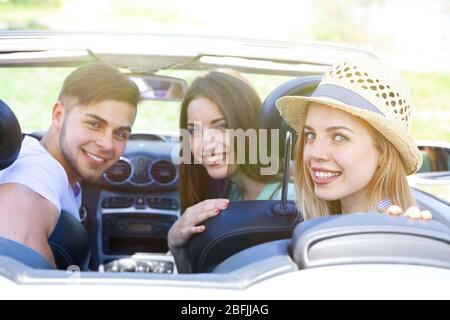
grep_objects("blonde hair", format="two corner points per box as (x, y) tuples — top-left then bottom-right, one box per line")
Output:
(295, 122), (415, 220)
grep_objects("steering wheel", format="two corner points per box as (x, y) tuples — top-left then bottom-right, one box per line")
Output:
(259, 76), (321, 158)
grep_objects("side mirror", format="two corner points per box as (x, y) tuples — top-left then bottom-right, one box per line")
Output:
(418, 144), (450, 174)
(129, 74), (189, 101)
(411, 143), (450, 201)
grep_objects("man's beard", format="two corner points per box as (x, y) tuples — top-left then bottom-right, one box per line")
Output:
(60, 124), (103, 184)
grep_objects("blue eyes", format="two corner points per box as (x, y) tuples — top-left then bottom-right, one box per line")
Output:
(334, 134), (348, 143)
(215, 123), (227, 130)
(305, 132), (316, 142)
(304, 132), (349, 144)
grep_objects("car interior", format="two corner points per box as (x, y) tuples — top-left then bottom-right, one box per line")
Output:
(1, 63), (450, 287)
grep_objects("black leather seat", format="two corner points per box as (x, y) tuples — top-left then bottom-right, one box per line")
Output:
(49, 211), (91, 271)
(185, 200), (301, 273)
(259, 76), (321, 157)
(0, 100), (90, 271)
(0, 100), (22, 170)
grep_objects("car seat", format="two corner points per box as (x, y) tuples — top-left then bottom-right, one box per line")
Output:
(0, 100), (90, 271)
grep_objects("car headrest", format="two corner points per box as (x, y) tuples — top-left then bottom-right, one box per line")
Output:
(184, 200), (302, 273)
(48, 211), (91, 271)
(292, 214), (450, 270)
(0, 100), (22, 170)
(0, 237), (54, 270)
(259, 76), (321, 158)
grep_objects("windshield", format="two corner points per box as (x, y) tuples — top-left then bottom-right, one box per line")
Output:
(0, 67), (295, 133)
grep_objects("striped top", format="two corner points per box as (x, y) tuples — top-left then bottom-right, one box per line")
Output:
(367, 199), (392, 214)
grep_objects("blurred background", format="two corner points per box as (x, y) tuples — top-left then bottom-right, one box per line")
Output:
(0, 0), (449, 141)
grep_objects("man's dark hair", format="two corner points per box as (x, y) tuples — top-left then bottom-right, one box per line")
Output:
(58, 63), (140, 109)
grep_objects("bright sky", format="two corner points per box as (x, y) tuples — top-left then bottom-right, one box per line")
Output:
(367, 0), (450, 71)
(5, 0), (450, 71)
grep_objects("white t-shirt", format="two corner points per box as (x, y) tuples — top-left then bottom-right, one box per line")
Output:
(0, 136), (81, 220)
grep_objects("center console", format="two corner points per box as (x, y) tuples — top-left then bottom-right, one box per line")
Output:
(102, 213), (177, 255)
(97, 190), (180, 273)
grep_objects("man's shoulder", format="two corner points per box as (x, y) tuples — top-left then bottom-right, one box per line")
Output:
(20, 135), (50, 157)
(0, 137), (69, 213)
(1, 136), (67, 184)
(18, 136), (61, 167)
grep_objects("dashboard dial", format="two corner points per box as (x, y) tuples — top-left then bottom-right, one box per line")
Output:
(103, 158), (133, 184)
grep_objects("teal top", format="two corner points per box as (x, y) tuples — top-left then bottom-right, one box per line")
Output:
(228, 182), (297, 201)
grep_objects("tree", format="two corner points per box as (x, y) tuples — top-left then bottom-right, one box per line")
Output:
(311, 0), (387, 47)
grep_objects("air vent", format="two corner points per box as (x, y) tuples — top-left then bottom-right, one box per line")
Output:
(104, 159), (133, 184)
(150, 160), (177, 185)
(131, 157), (152, 185)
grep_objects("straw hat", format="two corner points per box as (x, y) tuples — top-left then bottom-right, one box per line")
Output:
(276, 56), (422, 175)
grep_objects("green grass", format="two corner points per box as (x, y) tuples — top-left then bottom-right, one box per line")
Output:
(0, 67), (448, 142)
(0, 2), (59, 29)
(405, 71), (450, 142)
(0, 68), (71, 130)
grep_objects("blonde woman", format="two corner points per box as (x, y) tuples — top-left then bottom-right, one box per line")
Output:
(277, 57), (431, 221)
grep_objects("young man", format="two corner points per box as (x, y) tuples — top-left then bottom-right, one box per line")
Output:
(0, 63), (140, 266)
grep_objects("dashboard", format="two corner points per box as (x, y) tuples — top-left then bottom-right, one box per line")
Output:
(91, 133), (181, 273)
(99, 133), (179, 191)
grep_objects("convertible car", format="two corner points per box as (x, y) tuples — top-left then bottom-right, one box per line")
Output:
(0, 31), (449, 299)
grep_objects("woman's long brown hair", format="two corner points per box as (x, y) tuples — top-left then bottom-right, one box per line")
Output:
(179, 72), (281, 212)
